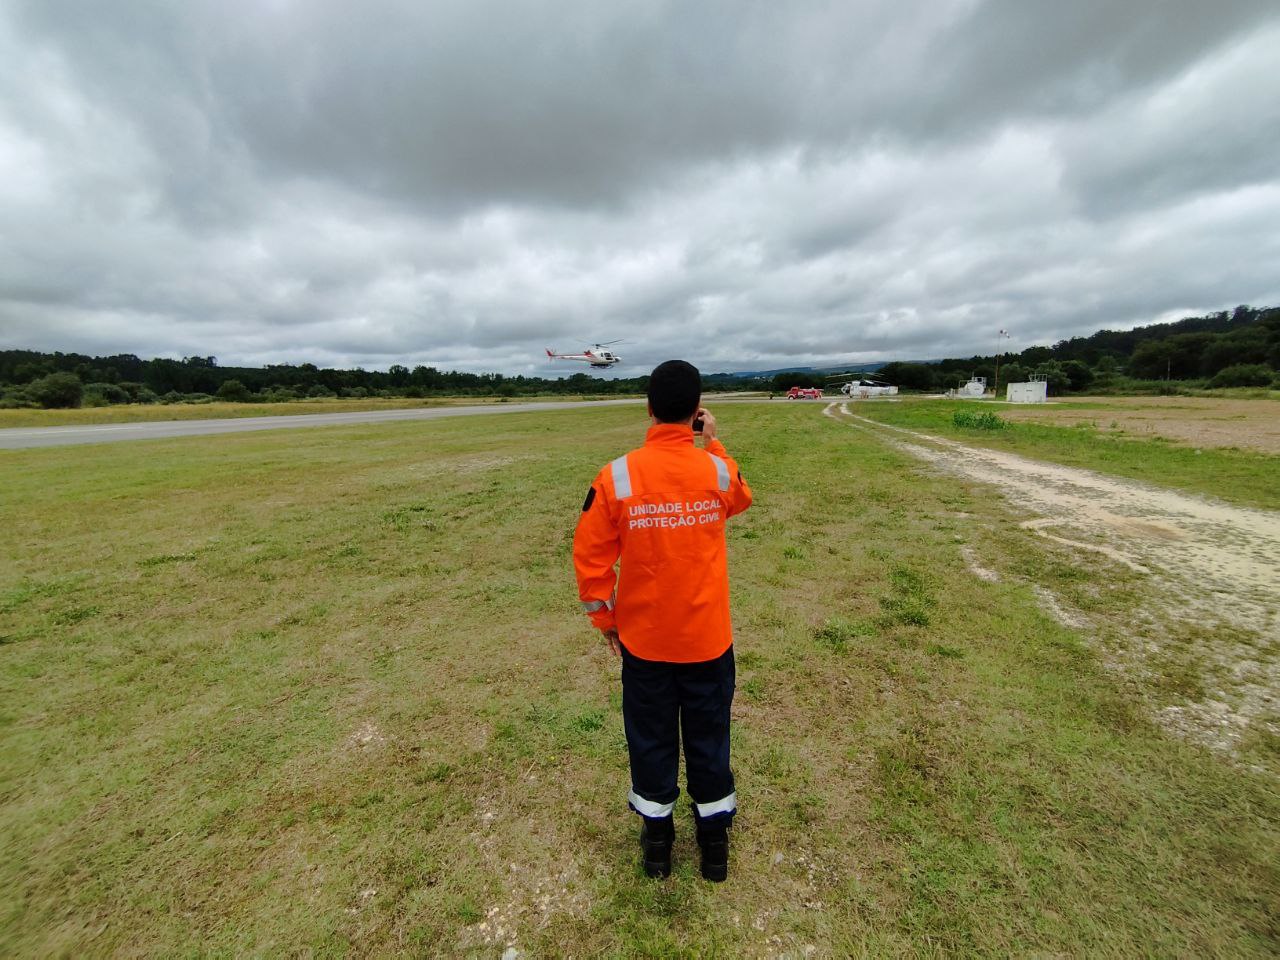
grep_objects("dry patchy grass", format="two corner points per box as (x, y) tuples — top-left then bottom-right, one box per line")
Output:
(1000, 395), (1280, 454)
(854, 398), (1280, 511)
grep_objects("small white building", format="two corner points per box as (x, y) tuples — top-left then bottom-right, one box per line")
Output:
(1006, 380), (1048, 403)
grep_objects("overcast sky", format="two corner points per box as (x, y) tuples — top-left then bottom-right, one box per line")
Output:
(1, 1), (1278, 376)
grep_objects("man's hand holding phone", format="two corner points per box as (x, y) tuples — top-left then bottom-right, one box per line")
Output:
(693, 406), (717, 442)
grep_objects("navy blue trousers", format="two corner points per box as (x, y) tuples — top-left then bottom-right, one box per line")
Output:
(621, 643), (737, 825)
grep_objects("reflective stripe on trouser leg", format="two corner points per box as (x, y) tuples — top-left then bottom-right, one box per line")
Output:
(694, 792), (737, 819)
(620, 644), (681, 815)
(628, 790), (675, 819)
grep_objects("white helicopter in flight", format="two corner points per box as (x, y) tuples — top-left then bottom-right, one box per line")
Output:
(545, 341), (624, 369)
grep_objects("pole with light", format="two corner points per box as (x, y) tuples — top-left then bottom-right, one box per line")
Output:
(993, 329), (1011, 397)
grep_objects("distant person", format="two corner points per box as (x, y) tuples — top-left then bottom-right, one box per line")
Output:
(573, 360), (753, 881)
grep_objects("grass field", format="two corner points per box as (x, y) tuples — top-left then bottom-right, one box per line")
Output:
(850, 397), (1280, 512)
(2, 404), (1277, 956)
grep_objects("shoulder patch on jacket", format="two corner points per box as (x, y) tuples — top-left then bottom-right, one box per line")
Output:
(581, 485), (597, 512)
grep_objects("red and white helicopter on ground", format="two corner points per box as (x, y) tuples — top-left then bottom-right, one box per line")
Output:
(545, 341), (624, 369)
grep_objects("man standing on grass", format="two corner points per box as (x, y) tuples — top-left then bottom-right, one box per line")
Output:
(573, 360), (753, 881)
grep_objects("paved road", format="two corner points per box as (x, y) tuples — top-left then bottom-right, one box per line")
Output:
(0, 399), (646, 449)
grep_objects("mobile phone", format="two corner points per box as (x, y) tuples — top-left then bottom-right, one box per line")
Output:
(692, 412), (705, 434)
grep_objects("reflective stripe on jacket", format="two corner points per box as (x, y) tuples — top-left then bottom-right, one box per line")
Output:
(573, 423), (753, 663)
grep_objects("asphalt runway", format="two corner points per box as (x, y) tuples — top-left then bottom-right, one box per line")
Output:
(0, 398), (647, 449)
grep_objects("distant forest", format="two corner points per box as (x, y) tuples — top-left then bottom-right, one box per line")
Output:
(2, 305), (1277, 408)
(0, 354), (683, 408)
(785, 304), (1280, 395)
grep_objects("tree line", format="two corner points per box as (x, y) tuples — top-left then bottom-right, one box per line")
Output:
(0, 351), (763, 409)
(828, 304), (1278, 395)
(3, 305), (1276, 409)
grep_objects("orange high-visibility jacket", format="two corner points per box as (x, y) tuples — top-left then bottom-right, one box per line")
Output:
(573, 423), (753, 663)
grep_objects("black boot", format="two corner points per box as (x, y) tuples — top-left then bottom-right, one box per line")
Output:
(696, 821), (729, 882)
(639, 816), (674, 878)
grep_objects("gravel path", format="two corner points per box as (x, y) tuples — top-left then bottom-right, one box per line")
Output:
(825, 402), (1280, 763)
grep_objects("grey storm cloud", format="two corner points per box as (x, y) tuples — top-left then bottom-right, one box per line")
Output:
(1, 0), (1278, 375)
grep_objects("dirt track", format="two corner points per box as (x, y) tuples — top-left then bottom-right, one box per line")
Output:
(825, 402), (1280, 763)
